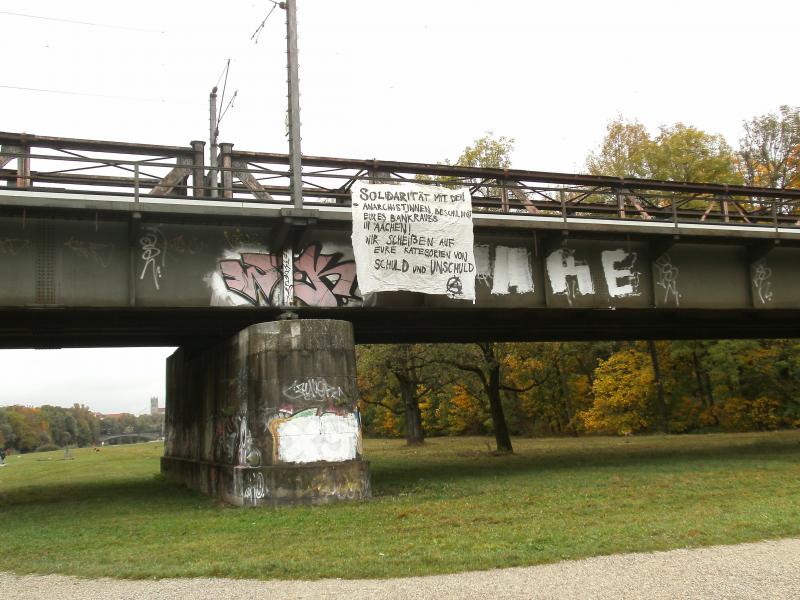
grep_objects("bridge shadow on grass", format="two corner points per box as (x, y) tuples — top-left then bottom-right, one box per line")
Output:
(369, 436), (800, 497)
(1, 435), (798, 509)
(0, 475), (204, 510)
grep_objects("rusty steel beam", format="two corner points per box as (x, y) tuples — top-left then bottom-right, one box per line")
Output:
(2, 130), (800, 202)
(229, 148), (800, 200)
(0, 131), (194, 158)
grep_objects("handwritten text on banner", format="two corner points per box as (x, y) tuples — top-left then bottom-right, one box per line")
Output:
(351, 182), (476, 300)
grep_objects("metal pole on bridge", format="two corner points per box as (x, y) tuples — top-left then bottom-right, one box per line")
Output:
(283, 0), (303, 210)
(209, 87), (219, 199)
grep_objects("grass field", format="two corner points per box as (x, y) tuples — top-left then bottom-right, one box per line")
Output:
(1, 432), (799, 580)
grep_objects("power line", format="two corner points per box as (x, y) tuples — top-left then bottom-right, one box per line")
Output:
(0, 84), (194, 105)
(251, 3), (279, 44)
(218, 60), (232, 124)
(0, 10), (164, 33)
(218, 91), (239, 126)
(215, 61), (231, 89)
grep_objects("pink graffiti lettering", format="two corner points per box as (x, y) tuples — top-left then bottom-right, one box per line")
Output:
(219, 253), (281, 305)
(218, 243), (360, 307)
(292, 243), (360, 307)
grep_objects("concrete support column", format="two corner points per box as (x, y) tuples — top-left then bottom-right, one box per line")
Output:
(161, 319), (370, 506)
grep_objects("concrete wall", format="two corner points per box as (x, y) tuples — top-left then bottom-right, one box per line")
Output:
(162, 319), (370, 506)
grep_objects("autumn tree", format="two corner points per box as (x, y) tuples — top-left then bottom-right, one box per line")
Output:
(738, 105), (800, 189)
(358, 343), (442, 445)
(448, 133), (514, 170)
(580, 347), (655, 435)
(586, 118), (651, 178)
(439, 342), (552, 452)
(442, 134), (522, 453)
(516, 342), (616, 435)
(587, 117), (741, 184)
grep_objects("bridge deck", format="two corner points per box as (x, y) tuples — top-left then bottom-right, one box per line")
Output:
(1, 132), (799, 347)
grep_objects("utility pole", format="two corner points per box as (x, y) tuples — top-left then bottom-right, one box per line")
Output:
(283, 0), (303, 209)
(209, 86), (219, 198)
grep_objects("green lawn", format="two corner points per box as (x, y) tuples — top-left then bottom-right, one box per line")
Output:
(1, 432), (799, 580)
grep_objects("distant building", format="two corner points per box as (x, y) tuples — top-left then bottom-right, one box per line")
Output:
(150, 396), (165, 416)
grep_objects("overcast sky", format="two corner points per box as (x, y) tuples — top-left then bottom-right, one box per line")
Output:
(1, 0), (797, 414)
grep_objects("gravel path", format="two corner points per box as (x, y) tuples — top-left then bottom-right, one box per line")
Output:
(3, 538), (799, 599)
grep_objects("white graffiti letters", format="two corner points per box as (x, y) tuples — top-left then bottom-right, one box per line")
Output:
(601, 249), (639, 298)
(752, 258), (773, 305)
(654, 254), (681, 306)
(475, 245), (534, 295)
(282, 378), (347, 404)
(546, 248), (594, 304)
(243, 471), (266, 502)
(139, 226), (166, 290)
(281, 246), (294, 305)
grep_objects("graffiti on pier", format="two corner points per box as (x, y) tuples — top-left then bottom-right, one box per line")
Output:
(268, 407), (360, 465)
(654, 253), (681, 306)
(139, 225), (166, 290)
(209, 242), (360, 308)
(63, 237), (114, 268)
(237, 410), (262, 467)
(214, 409), (261, 467)
(0, 238), (30, 256)
(243, 471), (266, 503)
(282, 377), (348, 406)
(752, 258), (774, 305)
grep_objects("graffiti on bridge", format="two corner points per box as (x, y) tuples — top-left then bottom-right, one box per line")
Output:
(217, 242), (360, 307)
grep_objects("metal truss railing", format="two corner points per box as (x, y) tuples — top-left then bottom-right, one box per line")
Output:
(2, 131), (799, 231)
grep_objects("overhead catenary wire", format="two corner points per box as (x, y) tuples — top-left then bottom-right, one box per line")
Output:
(218, 91), (239, 126)
(0, 84), (196, 104)
(214, 60), (231, 90)
(218, 60), (232, 125)
(0, 10), (164, 33)
(250, 2), (280, 44)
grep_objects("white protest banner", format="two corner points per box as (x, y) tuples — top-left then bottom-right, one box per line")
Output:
(351, 182), (476, 300)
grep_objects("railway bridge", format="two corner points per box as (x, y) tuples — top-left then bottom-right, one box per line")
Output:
(2, 131), (799, 506)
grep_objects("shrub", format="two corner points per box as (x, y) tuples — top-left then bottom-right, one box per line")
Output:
(35, 443), (61, 452)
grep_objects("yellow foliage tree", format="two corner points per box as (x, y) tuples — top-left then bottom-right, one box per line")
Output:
(580, 349), (654, 435)
(447, 384), (488, 435)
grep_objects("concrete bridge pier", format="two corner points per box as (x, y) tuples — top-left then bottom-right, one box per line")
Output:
(160, 319), (371, 506)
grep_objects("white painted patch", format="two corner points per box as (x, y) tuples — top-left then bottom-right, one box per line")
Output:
(276, 412), (359, 464)
(546, 248), (594, 302)
(491, 246), (534, 295)
(474, 245), (492, 286)
(601, 249), (640, 298)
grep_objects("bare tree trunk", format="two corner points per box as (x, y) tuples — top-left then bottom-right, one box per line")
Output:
(399, 378), (425, 446)
(480, 343), (513, 453)
(648, 340), (668, 433)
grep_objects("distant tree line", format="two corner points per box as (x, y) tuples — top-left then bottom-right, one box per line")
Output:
(359, 105), (800, 452)
(0, 405), (163, 453)
(359, 340), (800, 448)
